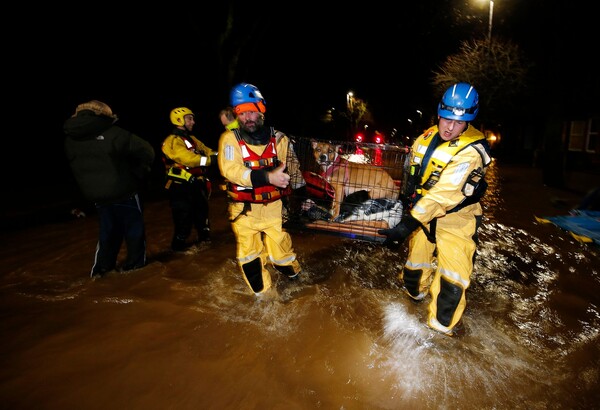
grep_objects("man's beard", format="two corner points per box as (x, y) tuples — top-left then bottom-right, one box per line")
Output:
(241, 121), (258, 133)
(240, 116), (263, 133)
(240, 119), (270, 145)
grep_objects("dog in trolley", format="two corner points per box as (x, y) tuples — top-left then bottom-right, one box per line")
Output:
(310, 139), (400, 221)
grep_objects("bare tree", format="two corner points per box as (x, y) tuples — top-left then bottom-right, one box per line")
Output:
(326, 95), (374, 140)
(215, 4), (269, 94)
(349, 97), (373, 133)
(431, 37), (531, 125)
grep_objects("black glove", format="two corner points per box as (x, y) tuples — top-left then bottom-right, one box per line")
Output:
(377, 213), (421, 247)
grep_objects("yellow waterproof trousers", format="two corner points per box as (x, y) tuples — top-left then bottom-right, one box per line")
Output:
(402, 205), (480, 335)
(230, 200), (301, 294)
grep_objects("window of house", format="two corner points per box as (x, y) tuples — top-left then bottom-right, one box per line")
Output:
(568, 120), (586, 151)
(586, 118), (598, 153)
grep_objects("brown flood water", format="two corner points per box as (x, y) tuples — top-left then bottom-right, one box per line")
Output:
(1, 161), (599, 409)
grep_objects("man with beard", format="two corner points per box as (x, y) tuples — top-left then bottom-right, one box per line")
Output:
(218, 83), (304, 295)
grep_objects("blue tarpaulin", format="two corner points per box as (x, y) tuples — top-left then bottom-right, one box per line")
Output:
(535, 210), (600, 245)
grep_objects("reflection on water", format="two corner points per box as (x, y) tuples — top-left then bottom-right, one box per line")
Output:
(0, 162), (599, 409)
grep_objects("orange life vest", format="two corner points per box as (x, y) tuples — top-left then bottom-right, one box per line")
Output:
(302, 171), (334, 200)
(226, 128), (291, 203)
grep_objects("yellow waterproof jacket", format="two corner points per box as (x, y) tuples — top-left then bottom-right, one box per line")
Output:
(162, 132), (215, 171)
(409, 125), (491, 225)
(218, 128), (303, 193)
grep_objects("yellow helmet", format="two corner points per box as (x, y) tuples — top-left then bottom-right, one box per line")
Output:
(170, 107), (194, 126)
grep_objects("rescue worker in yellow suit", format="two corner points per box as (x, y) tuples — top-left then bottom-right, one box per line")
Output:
(218, 83), (305, 294)
(162, 107), (216, 251)
(378, 82), (492, 336)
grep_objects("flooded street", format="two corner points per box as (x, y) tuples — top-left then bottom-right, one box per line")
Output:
(1, 161), (599, 409)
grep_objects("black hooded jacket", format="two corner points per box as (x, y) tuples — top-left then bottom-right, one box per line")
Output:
(64, 110), (155, 205)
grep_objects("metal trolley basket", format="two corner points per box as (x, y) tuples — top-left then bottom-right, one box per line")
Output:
(283, 136), (411, 243)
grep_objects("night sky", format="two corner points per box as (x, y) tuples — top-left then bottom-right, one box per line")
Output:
(6, 1), (597, 199)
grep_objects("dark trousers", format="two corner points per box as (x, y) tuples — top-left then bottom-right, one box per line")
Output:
(92, 194), (146, 276)
(168, 179), (209, 244)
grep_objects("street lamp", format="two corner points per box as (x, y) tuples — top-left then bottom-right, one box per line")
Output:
(346, 91), (354, 138)
(487, 0), (494, 41)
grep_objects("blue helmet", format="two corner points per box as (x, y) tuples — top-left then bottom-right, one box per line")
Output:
(437, 82), (479, 121)
(230, 83), (266, 113)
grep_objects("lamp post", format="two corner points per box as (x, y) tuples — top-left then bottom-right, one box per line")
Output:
(346, 91), (354, 138)
(487, 0), (494, 41)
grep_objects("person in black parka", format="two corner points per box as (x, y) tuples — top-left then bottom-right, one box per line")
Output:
(64, 100), (155, 278)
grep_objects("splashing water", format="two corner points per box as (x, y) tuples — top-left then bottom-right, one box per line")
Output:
(1, 162), (599, 409)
